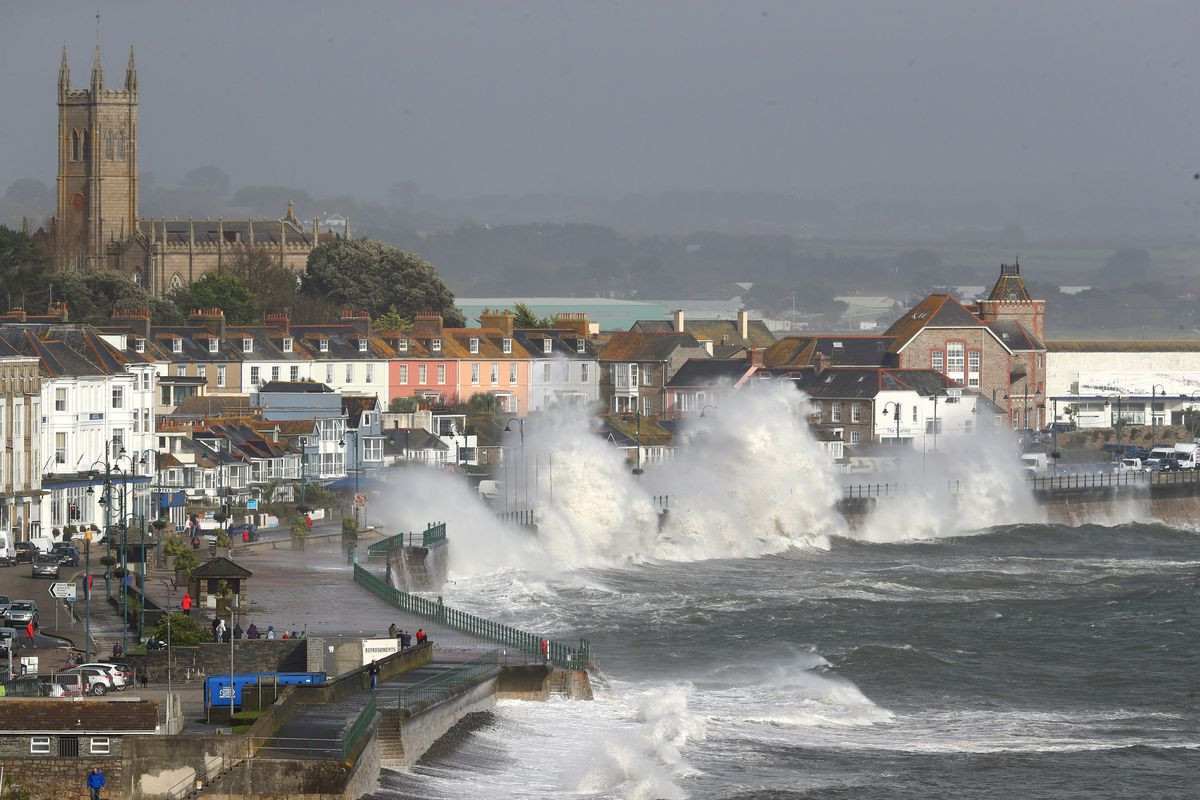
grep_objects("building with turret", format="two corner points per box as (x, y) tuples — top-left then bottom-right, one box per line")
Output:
(51, 44), (331, 294)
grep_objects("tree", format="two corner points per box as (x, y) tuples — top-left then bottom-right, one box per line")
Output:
(151, 612), (209, 647)
(467, 392), (500, 415)
(0, 225), (47, 308)
(509, 302), (554, 328)
(389, 397), (418, 413)
(374, 306), (409, 331)
(49, 270), (181, 326)
(171, 272), (260, 324)
(301, 238), (464, 324)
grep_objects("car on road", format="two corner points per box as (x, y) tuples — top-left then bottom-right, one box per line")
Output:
(66, 666), (113, 696)
(14, 542), (34, 564)
(1151, 458), (1183, 473)
(0, 531), (13, 566)
(75, 662), (128, 691)
(1117, 458), (1145, 473)
(51, 543), (80, 567)
(32, 553), (61, 579)
(4, 600), (38, 629)
(0, 595), (9, 617)
(0, 626), (19, 653)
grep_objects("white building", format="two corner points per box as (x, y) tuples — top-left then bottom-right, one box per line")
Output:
(513, 329), (599, 411)
(0, 357), (43, 539)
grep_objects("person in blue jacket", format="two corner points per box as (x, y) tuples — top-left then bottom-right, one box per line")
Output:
(86, 766), (106, 800)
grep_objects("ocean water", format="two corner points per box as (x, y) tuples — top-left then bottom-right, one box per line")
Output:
(368, 522), (1199, 799)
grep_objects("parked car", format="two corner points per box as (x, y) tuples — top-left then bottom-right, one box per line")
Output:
(227, 522), (259, 542)
(0, 531), (13, 566)
(1043, 421), (1076, 435)
(0, 626), (19, 653)
(51, 543), (80, 567)
(66, 666), (113, 696)
(1117, 458), (1145, 473)
(75, 662), (128, 691)
(32, 553), (61, 579)
(41, 681), (68, 698)
(1021, 452), (1050, 476)
(4, 600), (38, 628)
(97, 661), (134, 684)
(477, 480), (504, 501)
(1152, 458), (1183, 473)
(14, 542), (34, 564)
(42, 671), (86, 697)
(0, 595), (10, 617)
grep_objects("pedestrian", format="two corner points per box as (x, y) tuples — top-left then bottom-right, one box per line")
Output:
(112, 641), (123, 659)
(290, 630), (299, 640)
(399, 630), (412, 649)
(246, 623), (259, 639)
(139, 671), (148, 689)
(25, 620), (34, 641)
(233, 623), (244, 640)
(281, 631), (289, 640)
(215, 618), (226, 643)
(211, 616), (220, 640)
(266, 625), (276, 640)
(181, 593), (192, 616)
(369, 660), (379, 691)
(305, 513), (312, 532)
(541, 639), (550, 663)
(86, 767), (106, 800)
(415, 628), (426, 645)
(388, 623), (398, 639)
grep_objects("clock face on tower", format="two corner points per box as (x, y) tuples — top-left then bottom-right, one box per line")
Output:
(72, 193), (84, 212)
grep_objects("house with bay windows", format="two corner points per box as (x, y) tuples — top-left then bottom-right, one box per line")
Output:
(599, 331), (710, 417)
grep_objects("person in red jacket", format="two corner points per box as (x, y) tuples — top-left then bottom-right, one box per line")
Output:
(25, 621), (35, 641)
(181, 593), (193, 616)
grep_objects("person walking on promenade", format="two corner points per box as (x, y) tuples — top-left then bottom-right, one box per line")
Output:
(369, 660), (379, 691)
(246, 623), (259, 639)
(233, 623), (244, 640)
(86, 767), (105, 800)
(215, 618), (226, 643)
(266, 625), (276, 640)
(182, 593), (192, 616)
(399, 630), (412, 649)
(388, 623), (398, 639)
(25, 620), (35, 642)
(415, 629), (426, 644)
(305, 513), (312, 533)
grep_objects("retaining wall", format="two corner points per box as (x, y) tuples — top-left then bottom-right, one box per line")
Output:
(377, 676), (499, 767)
(129, 639), (308, 683)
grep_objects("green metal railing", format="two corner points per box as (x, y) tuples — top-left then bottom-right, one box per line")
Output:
(496, 509), (537, 527)
(397, 650), (501, 710)
(366, 522), (446, 559)
(342, 693), (377, 760)
(353, 564), (590, 667)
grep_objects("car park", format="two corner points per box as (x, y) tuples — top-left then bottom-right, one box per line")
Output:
(4, 600), (38, 628)
(32, 553), (60, 579)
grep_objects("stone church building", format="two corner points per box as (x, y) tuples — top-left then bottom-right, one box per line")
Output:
(53, 45), (334, 295)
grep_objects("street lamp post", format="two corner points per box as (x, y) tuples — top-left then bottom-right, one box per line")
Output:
(503, 418), (528, 501)
(338, 428), (363, 530)
(113, 463), (130, 656)
(1184, 391), (1200, 438)
(881, 401), (902, 445)
(83, 530), (92, 662)
(1150, 384), (1166, 446)
(1107, 393), (1124, 448)
(699, 404), (717, 418)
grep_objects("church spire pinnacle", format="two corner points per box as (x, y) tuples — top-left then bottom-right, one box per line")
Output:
(90, 43), (104, 92)
(125, 44), (137, 93)
(58, 45), (70, 94)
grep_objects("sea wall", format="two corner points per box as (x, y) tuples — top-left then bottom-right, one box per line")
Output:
(377, 676), (499, 767)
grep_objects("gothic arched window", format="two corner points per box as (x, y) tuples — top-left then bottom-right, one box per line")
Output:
(105, 130), (115, 160)
(70, 130), (81, 161)
(83, 129), (91, 160)
(116, 131), (126, 161)
(169, 273), (184, 292)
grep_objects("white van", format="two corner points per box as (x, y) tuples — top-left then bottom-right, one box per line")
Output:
(477, 480), (504, 501)
(0, 532), (12, 565)
(1173, 443), (1198, 470)
(1020, 453), (1049, 476)
(27, 536), (55, 555)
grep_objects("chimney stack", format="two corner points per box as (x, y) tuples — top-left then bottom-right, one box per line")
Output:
(340, 309), (372, 337)
(187, 308), (226, 339)
(749, 346), (763, 367)
(480, 309), (514, 336)
(265, 312), (290, 334)
(673, 309), (685, 332)
(111, 308), (151, 339)
(553, 312), (590, 337)
(410, 312), (444, 339)
(737, 309), (749, 341)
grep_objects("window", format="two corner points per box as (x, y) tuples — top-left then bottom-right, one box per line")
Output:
(142, 372), (151, 390)
(436, 363), (445, 385)
(470, 363), (479, 385)
(851, 403), (861, 422)
(509, 364), (518, 384)
(925, 418), (943, 434)
(629, 363), (639, 386)
(112, 429), (124, 451)
(70, 130), (81, 161)
(642, 394), (653, 415)
(58, 736), (79, 757)
(543, 339), (552, 354)
(89, 736), (110, 754)
(172, 338), (182, 354)
(642, 364), (652, 385)
(55, 388), (66, 411)
(271, 366), (280, 382)
(105, 129), (115, 159)
(581, 363), (589, 382)
(345, 363), (354, 383)
(55, 432), (66, 464)
(116, 131), (126, 160)
(543, 363), (552, 382)
(490, 364), (499, 385)
(112, 386), (124, 409)
(366, 364), (375, 383)
(217, 365), (226, 388)
(503, 338), (512, 354)
(290, 366), (300, 382)
(831, 401), (841, 422)
(326, 364), (334, 384)
(577, 338), (586, 353)
(850, 430), (861, 444)
(469, 338), (480, 354)
(932, 350), (944, 372)
(176, 365), (187, 377)
(143, 408), (150, 432)
(400, 364), (409, 384)
(133, 409), (140, 434)
(30, 736), (49, 755)
(947, 342), (965, 375)
(319, 339), (329, 353)
(912, 405), (918, 422)
(397, 338), (408, 351)
(358, 338), (368, 352)
(208, 338), (219, 354)
(134, 338), (145, 353)
(250, 366), (260, 386)
(418, 364), (428, 384)
(431, 338), (442, 352)
(967, 351), (981, 387)
(283, 337), (293, 353)
(242, 338), (253, 353)
(198, 365), (206, 380)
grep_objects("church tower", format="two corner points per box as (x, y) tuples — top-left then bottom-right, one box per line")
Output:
(56, 44), (139, 269)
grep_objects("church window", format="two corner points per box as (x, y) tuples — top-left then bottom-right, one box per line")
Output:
(169, 274), (184, 292)
(105, 130), (115, 160)
(83, 129), (90, 160)
(116, 131), (126, 161)
(70, 130), (81, 161)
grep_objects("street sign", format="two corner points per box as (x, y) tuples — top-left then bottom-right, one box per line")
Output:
(353, 493), (368, 508)
(49, 582), (77, 601)
(247, 499), (258, 510)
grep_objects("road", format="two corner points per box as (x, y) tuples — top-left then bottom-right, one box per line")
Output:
(0, 561), (77, 653)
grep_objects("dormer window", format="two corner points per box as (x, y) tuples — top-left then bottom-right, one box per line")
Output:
(242, 338), (253, 353)
(358, 338), (368, 352)
(209, 338), (219, 354)
(319, 339), (329, 353)
(171, 338), (182, 354)
(543, 339), (552, 354)
(432, 338), (442, 352)
(133, 338), (145, 354)
(469, 338), (480, 354)
(576, 338), (586, 354)
(283, 337), (293, 353)
(502, 338), (512, 354)
(397, 339), (408, 352)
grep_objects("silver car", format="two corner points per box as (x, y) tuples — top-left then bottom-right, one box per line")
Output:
(4, 600), (38, 629)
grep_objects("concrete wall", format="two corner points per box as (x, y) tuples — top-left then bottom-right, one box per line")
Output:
(130, 639), (308, 683)
(377, 676), (499, 767)
(0, 755), (124, 800)
(123, 733), (230, 800)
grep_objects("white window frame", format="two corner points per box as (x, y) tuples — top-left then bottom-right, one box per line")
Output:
(358, 338), (368, 352)
(134, 338), (145, 353)
(469, 338), (480, 354)
(345, 363), (354, 383)
(629, 363), (639, 386)
(502, 338), (512, 354)
(509, 363), (518, 384)
(283, 337), (293, 353)
(437, 363), (446, 385)
(576, 338), (586, 353)
(418, 364), (428, 384)
(208, 338), (219, 354)
(642, 364), (652, 386)
(171, 338), (182, 354)
(471, 364), (479, 385)
(932, 351), (944, 372)
(581, 363), (589, 382)
(399, 364), (409, 385)
(490, 364), (499, 385)
(851, 403), (861, 423)
(543, 339), (552, 354)
(55, 388), (66, 412)
(250, 366), (260, 386)
(242, 338), (253, 353)
(831, 401), (841, 422)
(431, 338), (442, 352)
(271, 366), (281, 382)
(30, 736), (50, 755)
(326, 364), (334, 384)
(217, 364), (226, 388)
(112, 386), (124, 409)
(290, 365), (300, 382)
(366, 364), (375, 383)
(197, 365), (207, 380)
(90, 737), (110, 755)
(319, 339), (329, 353)
(397, 339), (408, 352)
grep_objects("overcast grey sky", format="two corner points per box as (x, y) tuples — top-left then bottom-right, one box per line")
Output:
(3, 1), (1199, 212)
